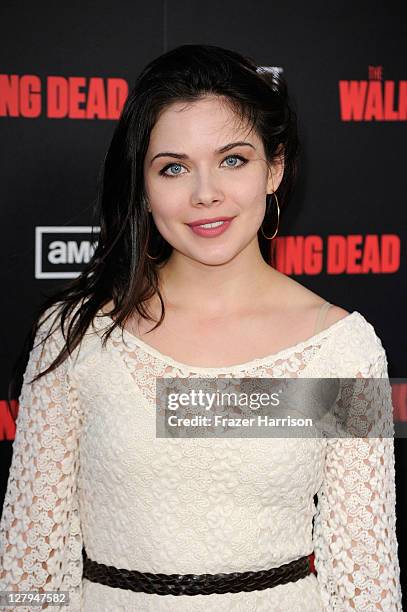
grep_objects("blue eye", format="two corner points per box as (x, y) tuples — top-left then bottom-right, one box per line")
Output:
(223, 155), (243, 168)
(161, 163), (184, 177)
(159, 154), (248, 178)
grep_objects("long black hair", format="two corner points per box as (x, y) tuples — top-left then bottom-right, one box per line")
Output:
(8, 43), (300, 406)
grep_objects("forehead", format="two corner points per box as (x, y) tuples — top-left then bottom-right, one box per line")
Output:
(148, 96), (257, 148)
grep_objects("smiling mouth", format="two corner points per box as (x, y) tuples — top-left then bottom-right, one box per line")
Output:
(187, 216), (235, 228)
(194, 220), (226, 228)
(187, 218), (234, 237)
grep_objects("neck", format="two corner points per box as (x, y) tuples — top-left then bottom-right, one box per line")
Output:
(156, 241), (277, 318)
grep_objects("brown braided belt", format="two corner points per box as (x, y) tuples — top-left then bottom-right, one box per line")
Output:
(82, 547), (312, 596)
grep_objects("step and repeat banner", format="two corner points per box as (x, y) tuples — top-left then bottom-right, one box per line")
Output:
(1, 0), (405, 602)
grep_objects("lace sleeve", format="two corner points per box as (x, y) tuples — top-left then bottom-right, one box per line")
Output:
(313, 337), (402, 610)
(0, 306), (83, 611)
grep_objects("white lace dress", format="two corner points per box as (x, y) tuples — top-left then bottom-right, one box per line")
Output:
(0, 306), (402, 611)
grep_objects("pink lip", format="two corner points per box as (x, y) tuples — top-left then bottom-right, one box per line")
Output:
(187, 218), (234, 238)
(187, 216), (235, 227)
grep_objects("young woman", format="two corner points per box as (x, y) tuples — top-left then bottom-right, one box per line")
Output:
(0, 44), (402, 611)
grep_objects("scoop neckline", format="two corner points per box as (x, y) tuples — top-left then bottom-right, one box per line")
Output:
(95, 308), (360, 374)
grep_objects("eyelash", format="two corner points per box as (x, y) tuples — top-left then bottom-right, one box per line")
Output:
(158, 154), (248, 178)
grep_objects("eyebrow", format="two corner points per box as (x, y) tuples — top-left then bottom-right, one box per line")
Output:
(149, 141), (256, 165)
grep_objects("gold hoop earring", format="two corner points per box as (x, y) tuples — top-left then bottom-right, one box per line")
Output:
(146, 251), (160, 260)
(260, 191), (280, 240)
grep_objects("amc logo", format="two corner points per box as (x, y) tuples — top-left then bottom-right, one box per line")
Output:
(35, 226), (100, 279)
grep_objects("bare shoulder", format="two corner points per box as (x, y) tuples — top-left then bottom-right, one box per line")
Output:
(324, 304), (351, 326)
(267, 269), (351, 327)
(306, 298), (351, 332)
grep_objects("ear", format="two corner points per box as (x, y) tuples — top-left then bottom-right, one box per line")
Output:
(266, 144), (285, 194)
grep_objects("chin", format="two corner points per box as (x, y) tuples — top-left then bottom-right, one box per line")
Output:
(190, 248), (241, 266)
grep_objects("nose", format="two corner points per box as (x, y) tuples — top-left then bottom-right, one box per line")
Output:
(191, 170), (224, 207)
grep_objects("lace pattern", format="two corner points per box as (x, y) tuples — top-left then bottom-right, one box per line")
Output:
(0, 306), (83, 611)
(0, 306), (402, 611)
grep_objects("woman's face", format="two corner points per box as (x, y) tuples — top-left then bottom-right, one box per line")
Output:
(143, 95), (284, 265)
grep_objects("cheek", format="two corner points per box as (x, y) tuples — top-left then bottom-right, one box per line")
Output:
(231, 166), (268, 203)
(233, 181), (267, 216)
(238, 184), (265, 205)
(145, 179), (181, 218)
(153, 195), (186, 221)
(149, 194), (186, 237)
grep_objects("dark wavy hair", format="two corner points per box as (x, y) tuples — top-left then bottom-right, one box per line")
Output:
(8, 43), (300, 408)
